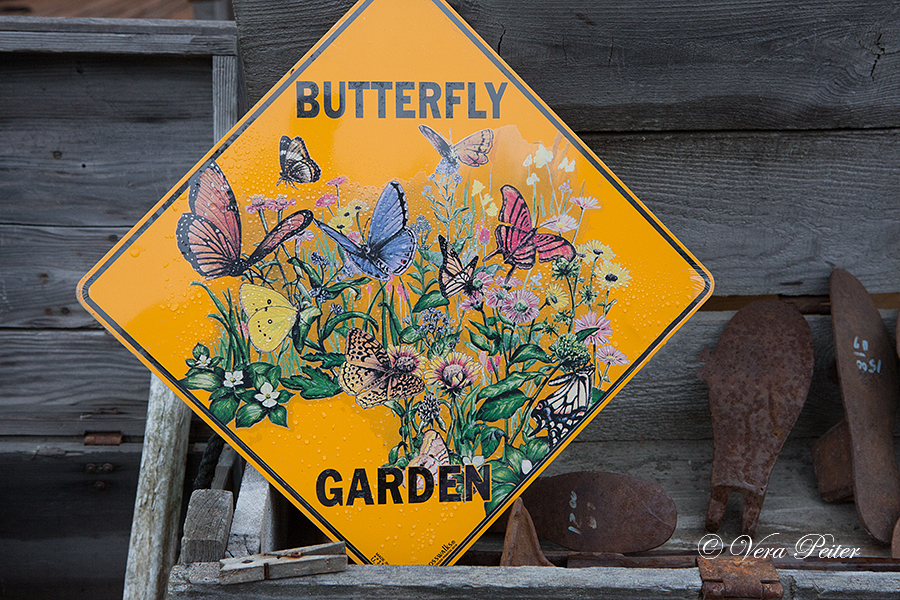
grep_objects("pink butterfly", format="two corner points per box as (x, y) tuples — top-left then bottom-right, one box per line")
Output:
(176, 161), (313, 278)
(486, 184), (576, 282)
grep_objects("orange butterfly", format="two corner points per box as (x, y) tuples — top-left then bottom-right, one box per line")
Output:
(418, 124), (493, 168)
(338, 328), (425, 408)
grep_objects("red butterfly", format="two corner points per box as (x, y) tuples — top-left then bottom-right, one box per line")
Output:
(487, 184), (576, 282)
(176, 161), (313, 278)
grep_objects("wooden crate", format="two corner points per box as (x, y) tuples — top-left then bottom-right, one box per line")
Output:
(167, 0), (900, 597)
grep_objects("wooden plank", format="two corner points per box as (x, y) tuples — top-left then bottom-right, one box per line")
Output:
(0, 329), (151, 436)
(181, 489), (234, 563)
(0, 225), (126, 329)
(0, 53), (213, 227)
(0, 16), (236, 55)
(231, 0), (900, 132)
(123, 376), (192, 600)
(0, 441), (142, 600)
(226, 465), (281, 558)
(212, 54), (242, 142)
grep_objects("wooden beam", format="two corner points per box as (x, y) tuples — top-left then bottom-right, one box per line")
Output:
(181, 489), (234, 564)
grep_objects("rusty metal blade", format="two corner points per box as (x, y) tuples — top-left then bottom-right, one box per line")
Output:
(519, 471), (676, 553)
(698, 299), (813, 536)
(830, 269), (900, 544)
(500, 498), (554, 566)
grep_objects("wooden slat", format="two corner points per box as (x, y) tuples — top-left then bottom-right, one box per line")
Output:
(0, 16), (236, 55)
(231, 0), (900, 132)
(0, 52), (213, 227)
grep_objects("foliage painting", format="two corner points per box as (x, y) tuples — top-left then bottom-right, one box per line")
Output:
(178, 125), (634, 515)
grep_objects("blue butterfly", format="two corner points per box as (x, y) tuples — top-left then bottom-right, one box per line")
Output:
(317, 181), (417, 281)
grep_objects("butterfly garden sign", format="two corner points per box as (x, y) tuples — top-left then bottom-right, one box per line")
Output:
(78, 0), (713, 566)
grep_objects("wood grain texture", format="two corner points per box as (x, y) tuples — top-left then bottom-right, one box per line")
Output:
(0, 16), (236, 55)
(181, 489), (234, 563)
(232, 0), (900, 132)
(0, 53), (213, 227)
(226, 465), (280, 558)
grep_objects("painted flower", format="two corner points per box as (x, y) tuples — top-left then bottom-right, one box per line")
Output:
(346, 199), (370, 215)
(578, 240), (614, 261)
(471, 179), (485, 196)
(329, 303), (344, 315)
(558, 157), (576, 172)
(223, 370), (243, 388)
(597, 345), (629, 366)
(480, 192), (498, 217)
(478, 351), (501, 383)
(388, 345), (426, 377)
(559, 181), (572, 194)
(523, 154), (533, 167)
(595, 261), (632, 290)
(551, 257), (580, 280)
(326, 175), (348, 186)
(411, 214), (432, 235)
(540, 214), (577, 233)
(550, 334), (591, 372)
(296, 229), (315, 242)
(500, 276), (523, 290)
(545, 282), (569, 309)
(473, 272), (494, 290)
(463, 454), (486, 468)
(327, 212), (353, 233)
(477, 224), (491, 245)
(416, 392), (441, 425)
(245, 195), (269, 213)
(427, 352), (477, 394)
(484, 285), (511, 308)
(526, 172), (540, 186)
(570, 195), (600, 209)
(254, 382), (280, 408)
(315, 193), (338, 207)
(309, 252), (329, 267)
(521, 459), (533, 475)
(460, 292), (484, 312)
(268, 194), (295, 211)
(574, 311), (613, 345)
(195, 354), (212, 369)
(502, 289), (540, 323)
(534, 144), (554, 169)
(348, 230), (363, 244)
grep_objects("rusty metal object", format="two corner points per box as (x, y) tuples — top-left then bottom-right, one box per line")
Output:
(84, 431), (123, 446)
(811, 419), (854, 503)
(698, 299), (814, 537)
(500, 497), (554, 567)
(698, 556), (783, 600)
(825, 269), (900, 544)
(520, 471), (677, 553)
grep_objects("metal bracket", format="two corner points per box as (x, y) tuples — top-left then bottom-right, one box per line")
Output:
(698, 556), (783, 600)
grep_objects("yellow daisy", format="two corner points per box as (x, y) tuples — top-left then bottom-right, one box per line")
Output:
(595, 261), (632, 290)
(577, 240), (614, 261)
(545, 283), (569, 309)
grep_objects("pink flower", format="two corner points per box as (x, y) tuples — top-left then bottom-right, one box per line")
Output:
(478, 351), (501, 383)
(267, 194), (296, 211)
(315, 193), (337, 207)
(540, 214), (578, 233)
(570, 196), (600, 209)
(459, 291), (484, 311)
(500, 276), (523, 290)
(484, 286), (511, 308)
(574, 311), (613, 344)
(597, 345), (629, 366)
(245, 194), (269, 213)
(501, 289), (540, 323)
(477, 223), (491, 245)
(296, 229), (315, 242)
(427, 353), (477, 395)
(348, 231), (363, 244)
(326, 175), (348, 186)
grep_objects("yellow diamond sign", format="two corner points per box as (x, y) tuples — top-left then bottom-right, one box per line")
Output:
(78, 0), (712, 565)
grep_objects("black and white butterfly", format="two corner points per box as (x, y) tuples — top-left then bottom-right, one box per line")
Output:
(531, 366), (594, 448)
(317, 181), (417, 281)
(277, 135), (321, 187)
(437, 235), (478, 298)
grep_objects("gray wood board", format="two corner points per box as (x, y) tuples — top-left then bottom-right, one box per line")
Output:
(0, 53), (214, 227)
(3, 311), (894, 439)
(0, 16), (237, 56)
(232, 0), (900, 132)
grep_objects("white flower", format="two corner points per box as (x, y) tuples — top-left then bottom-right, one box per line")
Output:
(523, 154), (533, 167)
(195, 355), (212, 368)
(534, 144), (554, 169)
(558, 157), (576, 172)
(223, 370), (243, 388)
(526, 172), (540, 186)
(540, 214), (577, 232)
(255, 382), (280, 408)
(463, 455), (485, 468)
(521, 459), (533, 475)
(471, 179), (484, 195)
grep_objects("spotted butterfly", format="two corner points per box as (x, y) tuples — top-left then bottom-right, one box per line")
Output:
(531, 366), (594, 448)
(418, 124), (493, 168)
(176, 161), (313, 278)
(277, 135), (321, 187)
(338, 328), (424, 408)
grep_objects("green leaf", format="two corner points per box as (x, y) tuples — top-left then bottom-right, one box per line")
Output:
(209, 395), (239, 424)
(476, 390), (528, 422)
(288, 258), (323, 288)
(523, 437), (550, 463)
(192, 343), (210, 360)
(484, 482), (515, 515)
(504, 445), (527, 475)
(304, 352), (345, 369)
(275, 390), (294, 404)
(380, 301), (402, 346)
(399, 325), (425, 344)
(590, 386), (605, 406)
(324, 278), (368, 299)
(412, 290), (449, 313)
(387, 444), (400, 466)
(267, 405), (288, 427)
(491, 465), (520, 485)
(468, 328), (493, 352)
(509, 343), (550, 364)
(477, 371), (541, 400)
(575, 327), (600, 343)
(471, 321), (499, 341)
(281, 367), (342, 399)
(181, 370), (222, 391)
(291, 305), (323, 353)
(235, 403), (266, 428)
(480, 426), (504, 458)
(319, 310), (378, 341)
(383, 399), (404, 419)
(419, 247), (443, 266)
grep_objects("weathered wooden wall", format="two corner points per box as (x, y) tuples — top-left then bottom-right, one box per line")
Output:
(0, 17), (237, 600)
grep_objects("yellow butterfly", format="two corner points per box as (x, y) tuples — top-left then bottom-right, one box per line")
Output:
(339, 328), (425, 408)
(239, 284), (299, 352)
